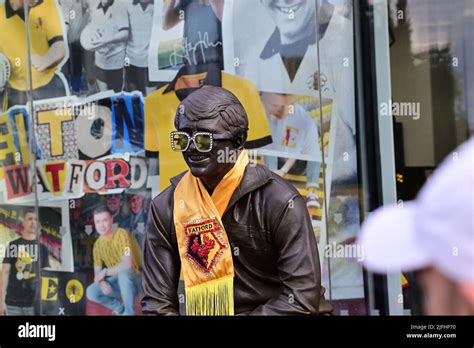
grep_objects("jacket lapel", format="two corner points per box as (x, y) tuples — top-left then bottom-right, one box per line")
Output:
(223, 165), (272, 216)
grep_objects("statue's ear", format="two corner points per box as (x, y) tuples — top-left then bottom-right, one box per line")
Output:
(235, 131), (247, 149)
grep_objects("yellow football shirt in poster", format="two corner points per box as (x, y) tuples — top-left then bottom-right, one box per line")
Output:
(0, 0), (65, 91)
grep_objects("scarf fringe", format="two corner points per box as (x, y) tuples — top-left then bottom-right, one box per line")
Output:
(185, 275), (234, 316)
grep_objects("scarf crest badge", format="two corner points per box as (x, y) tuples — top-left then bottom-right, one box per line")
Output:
(183, 216), (227, 274)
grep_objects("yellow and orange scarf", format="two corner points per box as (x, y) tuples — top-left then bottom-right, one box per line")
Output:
(173, 150), (249, 315)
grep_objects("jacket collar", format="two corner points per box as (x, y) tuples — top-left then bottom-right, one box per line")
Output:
(170, 164), (273, 215)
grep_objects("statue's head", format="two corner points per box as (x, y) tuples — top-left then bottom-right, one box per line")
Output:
(172, 86), (248, 181)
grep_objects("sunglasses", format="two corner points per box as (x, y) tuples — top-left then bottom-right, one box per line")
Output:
(170, 131), (234, 152)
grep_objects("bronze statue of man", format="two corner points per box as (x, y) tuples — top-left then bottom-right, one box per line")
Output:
(142, 86), (331, 315)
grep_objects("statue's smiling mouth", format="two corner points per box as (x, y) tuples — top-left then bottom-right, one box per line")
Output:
(188, 154), (209, 163)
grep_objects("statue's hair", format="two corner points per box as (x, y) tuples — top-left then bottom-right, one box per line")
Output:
(174, 86), (249, 135)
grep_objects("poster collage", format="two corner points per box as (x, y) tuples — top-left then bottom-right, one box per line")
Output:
(0, 0), (363, 315)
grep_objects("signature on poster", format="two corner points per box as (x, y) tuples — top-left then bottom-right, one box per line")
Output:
(169, 32), (222, 67)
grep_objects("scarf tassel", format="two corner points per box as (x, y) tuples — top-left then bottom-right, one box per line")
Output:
(185, 275), (234, 316)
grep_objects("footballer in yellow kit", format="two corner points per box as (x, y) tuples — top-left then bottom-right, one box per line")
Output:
(0, 0), (67, 108)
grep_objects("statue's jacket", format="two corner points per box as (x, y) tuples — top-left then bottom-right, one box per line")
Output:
(142, 164), (333, 315)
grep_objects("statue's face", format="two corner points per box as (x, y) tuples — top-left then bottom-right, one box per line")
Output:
(176, 116), (238, 179)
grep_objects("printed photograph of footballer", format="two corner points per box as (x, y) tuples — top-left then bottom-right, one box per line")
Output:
(80, 0), (129, 92)
(149, 0), (224, 81)
(0, 0), (68, 109)
(86, 205), (142, 315)
(0, 208), (50, 316)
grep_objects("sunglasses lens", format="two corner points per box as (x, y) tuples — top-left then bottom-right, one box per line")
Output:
(194, 134), (212, 151)
(172, 134), (189, 151)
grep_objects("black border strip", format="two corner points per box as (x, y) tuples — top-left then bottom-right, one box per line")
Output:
(353, 0), (389, 315)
